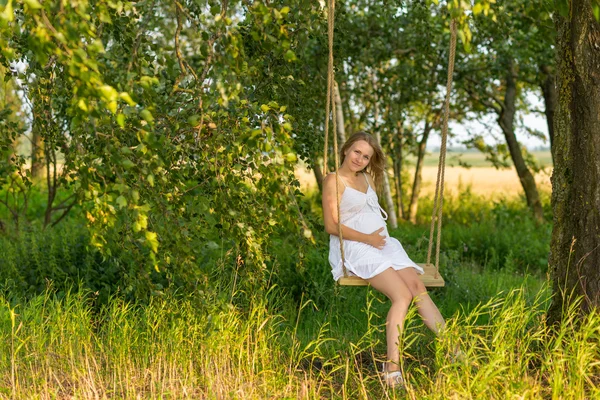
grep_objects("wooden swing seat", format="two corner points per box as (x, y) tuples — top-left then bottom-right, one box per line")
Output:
(338, 263), (445, 287)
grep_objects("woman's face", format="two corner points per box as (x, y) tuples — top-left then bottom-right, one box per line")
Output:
(344, 140), (374, 173)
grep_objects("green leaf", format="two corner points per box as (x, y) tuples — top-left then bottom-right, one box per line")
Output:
(77, 99), (88, 112)
(145, 231), (159, 253)
(284, 153), (296, 162)
(121, 159), (135, 169)
(107, 101), (117, 114)
(593, 3), (600, 22)
(23, 0), (43, 10)
(140, 109), (154, 123)
(457, 29), (466, 45)
(187, 114), (201, 126)
(147, 174), (154, 187)
(133, 214), (148, 232)
(99, 85), (118, 102)
(284, 50), (297, 62)
(119, 92), (136, 106)
(116, 195), (127, 209)
(114, 183), (129, 193)
(116, 114), (125, 127)
(1, 0), (14, 22)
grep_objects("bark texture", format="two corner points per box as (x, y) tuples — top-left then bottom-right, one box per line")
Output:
(540, 65), (557, 159)
(30, 130), (44, 179)
(312, 159), (323, 193)
(333, 81), (346, 144)
(372, 100), (397, 228)
(392, 124), (404, 220)
(548, 2), (600, 323)
(374, 129), (398, 228)
(408, 122), (432, 224)
(498, 59), (544, 221)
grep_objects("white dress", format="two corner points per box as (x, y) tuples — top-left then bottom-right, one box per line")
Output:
(329, 173), (423, 281)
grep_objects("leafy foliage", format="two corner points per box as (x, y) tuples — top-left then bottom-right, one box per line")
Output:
(0, 1), (312, 297)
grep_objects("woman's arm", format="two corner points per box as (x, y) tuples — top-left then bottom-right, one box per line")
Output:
(322, 174), (386, 249)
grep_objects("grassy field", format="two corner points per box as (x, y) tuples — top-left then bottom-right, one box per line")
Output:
(419, 150), (553, 168)
(3, 150), (598, 399)
(297, 151), (553, 198)
(1, 279), (598, 399)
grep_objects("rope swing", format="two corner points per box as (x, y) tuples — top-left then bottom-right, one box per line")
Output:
(323, 1), (458, 287)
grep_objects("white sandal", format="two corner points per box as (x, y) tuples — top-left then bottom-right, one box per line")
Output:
(381, 364), (404, 388)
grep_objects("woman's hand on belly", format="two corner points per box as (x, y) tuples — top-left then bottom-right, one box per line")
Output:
(366, 227), (386, 249)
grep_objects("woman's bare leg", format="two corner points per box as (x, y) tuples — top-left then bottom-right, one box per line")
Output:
(367, 268), (414, 373)
(396, 267), (445, 334)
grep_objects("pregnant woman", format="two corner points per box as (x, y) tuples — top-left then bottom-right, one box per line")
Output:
(322, 132), (446, 387)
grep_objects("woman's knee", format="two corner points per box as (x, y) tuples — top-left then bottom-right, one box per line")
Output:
(408, 280), (427, 297)
(397, 270), (427, 297)
(390, 290), (413, 308)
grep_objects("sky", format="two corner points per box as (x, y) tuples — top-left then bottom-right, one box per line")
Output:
(429, 94), (550, 151)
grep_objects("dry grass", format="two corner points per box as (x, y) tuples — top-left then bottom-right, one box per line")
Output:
(2, 288), (599, 399)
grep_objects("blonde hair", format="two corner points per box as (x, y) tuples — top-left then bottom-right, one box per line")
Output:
(340, 131), (385, 191)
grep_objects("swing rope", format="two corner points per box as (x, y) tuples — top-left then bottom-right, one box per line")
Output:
(324, 0), (457, 282)
(426, 19), (458, 278)
(322, 0), (348, 278)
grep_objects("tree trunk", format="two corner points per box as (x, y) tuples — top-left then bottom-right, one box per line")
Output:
(378, 143), (398, 229)
(408, 122), (432, 224)
(312, 159), (324, 193)
(0, 79), (19, 167)
(548, 3), (600, 323)
(30, 91), (46, 179)
(391, 124), (405, 220)
(373, 102), (398, 229)
(540, 64), (557, 162)
(334, 81), (346, 144)
(30, 129), (44, 179)
(498, 59), (544, 221)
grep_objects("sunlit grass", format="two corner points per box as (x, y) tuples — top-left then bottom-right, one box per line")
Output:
(1, 285), (598, 399)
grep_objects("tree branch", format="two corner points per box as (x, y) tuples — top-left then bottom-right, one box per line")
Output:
(50, 201), (76, 228)
(463, 78), (503, 114)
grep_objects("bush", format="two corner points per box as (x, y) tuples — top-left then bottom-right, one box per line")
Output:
(0, 222), (116, 302)
(395, 189), (551, 273)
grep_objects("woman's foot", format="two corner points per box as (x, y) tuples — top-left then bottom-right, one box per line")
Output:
(450, 346), (465, 363)
(381, 363), (404, 388)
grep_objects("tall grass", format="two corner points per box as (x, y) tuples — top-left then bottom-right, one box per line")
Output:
(1, 286), (598, 399)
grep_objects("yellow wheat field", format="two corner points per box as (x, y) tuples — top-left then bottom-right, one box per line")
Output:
(296, 166), (552, 198)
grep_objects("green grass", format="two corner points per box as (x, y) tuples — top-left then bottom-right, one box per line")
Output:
(1, 281), (598, 399)
(2, 176), (592, 399)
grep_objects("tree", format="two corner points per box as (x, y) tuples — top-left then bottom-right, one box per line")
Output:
(548, 1), (600, 322)
(455, 0), (555, 221)
(0, 65), (28, 231)
(0, 0), (309, 297)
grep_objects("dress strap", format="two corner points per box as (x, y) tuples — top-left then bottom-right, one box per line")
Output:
(362, 172), (371, 190)
(334, 173), (348, 187)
